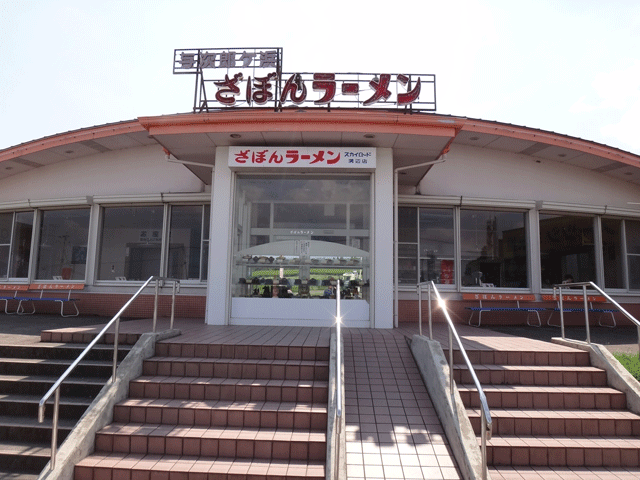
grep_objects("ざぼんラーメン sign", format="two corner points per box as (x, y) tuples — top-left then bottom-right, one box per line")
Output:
(173, 47), (435, 113)
(228, 147), (376, 169)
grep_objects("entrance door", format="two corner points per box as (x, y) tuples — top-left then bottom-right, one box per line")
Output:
(230, 174), (372, 327)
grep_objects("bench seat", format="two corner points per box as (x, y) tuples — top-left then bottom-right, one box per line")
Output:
(542, 294), (616, 328)
(463, 293), (543, 327)
(17, 283), (84, 317)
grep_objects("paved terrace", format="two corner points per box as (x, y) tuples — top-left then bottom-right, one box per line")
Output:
(4, 315), (640, 479)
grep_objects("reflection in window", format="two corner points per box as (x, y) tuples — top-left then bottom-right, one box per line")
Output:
(0, 213), (12, 278)
(168, 205), (207, 280)
(602, 218), (624, 289)
(460, 210), (527, 288)
(540, 214), (595, 287)
(98, 206), (164, 281)
(420, 209), (455, 285)
(627, 220), (640, 290)
(7, 212), (34, 279)
(36, 209), (90, 280)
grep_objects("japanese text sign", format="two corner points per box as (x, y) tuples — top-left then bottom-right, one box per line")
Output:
(228, 147), (376, 169)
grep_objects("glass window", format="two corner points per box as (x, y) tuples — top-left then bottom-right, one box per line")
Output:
(420, 209), (455, 285)
(398, 207), (418, 284)
(626, 220), (640, 290)
(10, 211), (34, 278)
(233, 175), (371, 299)
(98, 206), (164, 281)
(36, 209), (90, 280)
(602, 218), (624, 289)
(168, 205), (208, 281)
(460, 210), (528, 288)
(0, 213), (12, 278)
(539, 214), (595, 288)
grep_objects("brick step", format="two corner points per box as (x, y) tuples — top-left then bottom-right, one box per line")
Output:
(486, 435), (640, 467)
(75, 454), (325, 480)
(41, 330), (140, 345)
(143, 356), (329, 381)
(453, 363), (607, 386)
(0, 374), (106, 398)
(0, 471), (38, 480)
(95, 423), (326, 461)
(452, 348), (590, 367)
(155, 342), (330, 362)
(0, 357), (114, 378)
(489, 466), (640, 478)
(0, 393), (92, 419)
(0, 343), (130, 362)
(114, 398), (328, 430)
(129, 376), (329, 403)
(468, 408), (640, 436)
(0, 440), (50, 473)
(458, 384), (626, 409)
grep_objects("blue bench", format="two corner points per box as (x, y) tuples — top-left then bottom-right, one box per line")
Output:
(542, 294), (617, 328)
(17, 283), (84, 317)
(464, 293), (545, 327)
(0, 285), (30, 314)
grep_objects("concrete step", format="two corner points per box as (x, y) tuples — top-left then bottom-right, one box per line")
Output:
(0, 415), (75, 443)
(458, 384), (626, 410)
(0, 374), (105, 398)
(155, 342), (330, 362)
(468, 408), (640, 437)
(75, 454), (326, 480)
(129, 376), (329, 403)
(0, 440), (50, 473)
(0, 343), (130, 363)
(486, 435), (640, 467)
(453, 363), (607, 386)
(94, 423), (327, 461)
(113, 398), (328, 430)
(0, 357), (114, 378)
(452, 348), (590, 367)
(0, 393), (91, 419)
(142, 356), (329, 381)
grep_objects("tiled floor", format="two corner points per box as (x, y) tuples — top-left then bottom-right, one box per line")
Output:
(343, 328), (461, 480)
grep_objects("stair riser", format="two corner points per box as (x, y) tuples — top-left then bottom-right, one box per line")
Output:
(454, 369), (607, 386)
(452, 350), (590, 367)
(0, 380), (103, 398)
(94, 433), (326, 461)
(0, 345), (129, 362)
(41, 332), (139, 346)
(470, 415), (640, 437)
(488, 445), (640, 467)
(76, 466), (325, 480)
(460, 391), (626, 410)
(0, 453), (49, 474)
(128, 382), (328, 404)
(113, 405), (328, 430)
(155, 343), (330, 362)
(0, 425), (70, 444)
(142, 360), (329, 381)
(0, 362), (113, 379)
(0, 401), (89, 419)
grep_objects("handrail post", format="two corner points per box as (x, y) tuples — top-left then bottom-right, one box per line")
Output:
(417, 284), (422, 337)
(50, 388), (60, 470)
(449, 326), (454, 396)
(153, 277), (159, 333)
(112, 315), (120, 382)
(481, 412), (487, 480)
(428, 282), (433, 340)
(583, 284), (591, 344)
(170, 280), (177, 330)
(558, 286), (565, 339)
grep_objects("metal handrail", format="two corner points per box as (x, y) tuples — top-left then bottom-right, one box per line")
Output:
(418, 281), (492, 480)
(553, 281), (640, 352)
(333, 283), (343, 480)
(37, 275), (180, 471)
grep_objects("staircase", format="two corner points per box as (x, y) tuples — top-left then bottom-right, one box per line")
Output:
(75, 339), (330, 479)
(0, 339), (131, 479)
(456, 343), (640, 475)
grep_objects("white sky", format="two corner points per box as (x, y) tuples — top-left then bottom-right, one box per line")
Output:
(1, 0), (639, 155)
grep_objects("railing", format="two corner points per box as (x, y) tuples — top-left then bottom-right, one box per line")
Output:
(553, 281), (640, 352)
(333, 283), (343, 480)
(37, 275), (180, 471)
(418, 281), (492, 480)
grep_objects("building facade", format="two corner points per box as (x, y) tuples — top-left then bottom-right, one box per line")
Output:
(1, 109), (640, 327)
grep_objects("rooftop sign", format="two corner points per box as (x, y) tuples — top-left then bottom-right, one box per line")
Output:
(173, 47), (435, 113)
(228, 147), (376, 170)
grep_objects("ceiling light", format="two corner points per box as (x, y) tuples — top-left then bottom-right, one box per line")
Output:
(469, 136), (479, 141)
(230, 134), (241, 139)
(364, 134), (375, 139)
(65, 150), (74, 154)
(558, 153), (567, 158)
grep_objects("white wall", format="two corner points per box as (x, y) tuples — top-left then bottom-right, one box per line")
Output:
(0, 145), (204, 202)
(420, 144), (640, 207)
